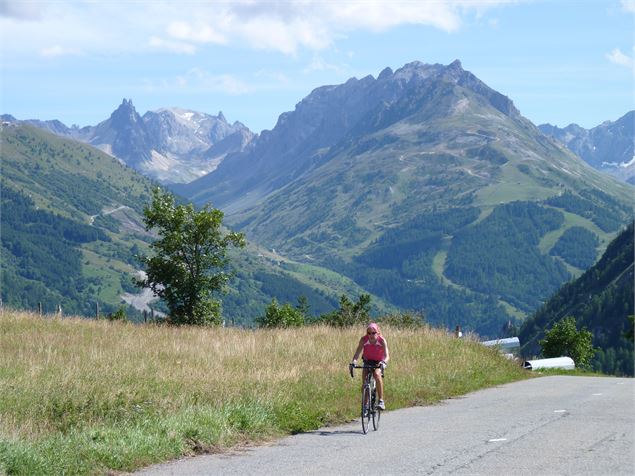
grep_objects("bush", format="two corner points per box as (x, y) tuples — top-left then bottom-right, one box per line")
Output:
(539, 316), (595, 368)
(315, 294), (371, 327)
(106, 306), (128, 322)
(378, 311), (426, 329)
(256, 299), (305, 328)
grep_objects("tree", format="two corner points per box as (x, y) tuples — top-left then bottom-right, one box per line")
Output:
(256, 298), (305, 328)
(318, 294), (372, 327)
(379, 310), (426, 329)
(624, 315), (634, 341)
(136, 188), (245, 326)
(295, 295), (310, 319)
(539, 316), (596, 368)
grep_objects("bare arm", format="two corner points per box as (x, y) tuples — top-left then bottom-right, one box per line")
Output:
(382, 338), (390, 364)
(351, 337), (364, 363)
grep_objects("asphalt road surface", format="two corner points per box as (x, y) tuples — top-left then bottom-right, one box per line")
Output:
(137, 376), (634, 475)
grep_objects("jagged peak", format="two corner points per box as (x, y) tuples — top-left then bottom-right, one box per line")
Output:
(112, 98), (137, 117)
(217, 111), (227, 123)
(378, 67), (393, 80)
(393, 61), (444, 82)
(448, 59), (463, 70)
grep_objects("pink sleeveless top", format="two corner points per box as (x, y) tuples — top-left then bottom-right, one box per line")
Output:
(362, 335), (386, 361)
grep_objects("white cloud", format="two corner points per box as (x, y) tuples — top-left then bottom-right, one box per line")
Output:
(303, 56), (348, 74)
(606, 48), (633, 68)
(148, 68), (254, 95)
(39, 45), (82, 58)
(621, 1), (635, 13)
(188, 68), (253, 95)
(254, 69), (290, 85)
(148, 36), (196, 55)
(166, 21), (226, 45)
(0, 1), (512, 58)
(193, 1), (473, 54)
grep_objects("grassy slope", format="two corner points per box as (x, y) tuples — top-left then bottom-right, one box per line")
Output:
(1, 124), (156, 315)
(0, 124), (394, 321)
(228, 102), (633, 330)
(0, 124), (154, 219)
(0, 310), (528, 475)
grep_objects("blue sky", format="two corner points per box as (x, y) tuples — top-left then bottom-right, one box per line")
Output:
(1, 0), (633, 133)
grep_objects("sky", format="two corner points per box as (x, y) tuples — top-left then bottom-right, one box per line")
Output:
(1, 0), (633, 134)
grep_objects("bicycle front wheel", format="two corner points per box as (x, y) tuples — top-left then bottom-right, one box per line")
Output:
(371, 398), (381, 431)
(372, 388), (381, 431)
(361, 384), (371, 434)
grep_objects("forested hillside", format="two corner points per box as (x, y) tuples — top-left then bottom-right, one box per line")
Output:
(194, 61), (634, 336)
(519, 222), (634, 376)
(2, 62), (633, 336)
(0, 124), (392, 322)
(1, 187), (112, 314)
(1, 124), (157, 316)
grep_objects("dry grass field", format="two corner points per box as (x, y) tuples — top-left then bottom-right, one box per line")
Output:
(0, 309), (528, 474)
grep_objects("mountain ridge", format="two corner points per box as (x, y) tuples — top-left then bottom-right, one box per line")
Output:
(3, 60), (633, 336)
(2, 101), (255, 184)
(174, 59), (525, 212)
(0, 123), (395, 324)
(539, 111), (635, 184)
(172, 60), (633, 334)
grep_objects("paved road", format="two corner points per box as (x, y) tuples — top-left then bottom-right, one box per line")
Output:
(137, 376), (634, 475)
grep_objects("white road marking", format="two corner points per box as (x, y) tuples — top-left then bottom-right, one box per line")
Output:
(488, 438), (507, 443)
(592, 393), (603, 396)
(554, 410), (567, 413)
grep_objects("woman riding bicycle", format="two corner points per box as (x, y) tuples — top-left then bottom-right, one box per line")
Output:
(351, 323), (390, 410)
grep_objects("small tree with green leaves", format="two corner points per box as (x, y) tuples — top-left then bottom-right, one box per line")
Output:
(318, 294), (372, 327)
(107, 306), (128, 322)
(539, 316), (596, 368)
(256, 298), (305, 328)
(136, 188), (245, 326)
(379, 310), (426, 329)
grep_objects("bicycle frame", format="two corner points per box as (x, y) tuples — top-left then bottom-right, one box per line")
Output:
(350, 364), (383, 433)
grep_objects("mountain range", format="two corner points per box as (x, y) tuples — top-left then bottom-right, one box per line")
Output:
(2, 59), (633, 337)
(0, 123), (392, 324)
(174, 60), (633, 334)
(539, 111), (635, 184)
(2, 101), (254, 184)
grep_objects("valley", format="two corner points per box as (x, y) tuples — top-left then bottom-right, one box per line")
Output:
(2, 60), (633, 339)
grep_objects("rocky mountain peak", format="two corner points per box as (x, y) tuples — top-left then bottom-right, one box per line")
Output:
(109, 98), (141, 126)
(391, 60), (444, 82)
(181, 60), (533, 212)
(539, 110), (635, 183)
(378, 66), (393, 80)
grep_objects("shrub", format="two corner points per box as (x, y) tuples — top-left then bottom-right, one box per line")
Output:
(315, 294), (371, 327)
(256, 299), (305, 328)
(539, 316), (595, 368)
(378, 311), (426, 329)
(106, 306), (128, 322)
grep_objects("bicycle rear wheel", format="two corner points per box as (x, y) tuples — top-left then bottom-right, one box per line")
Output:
(361, 384), (371, 434)
(371, 387), (381, 431)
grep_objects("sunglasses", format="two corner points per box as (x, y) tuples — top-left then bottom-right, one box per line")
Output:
(367, 331), (377, 335)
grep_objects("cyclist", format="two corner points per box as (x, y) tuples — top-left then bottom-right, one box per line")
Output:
(351, 323), (390, 410)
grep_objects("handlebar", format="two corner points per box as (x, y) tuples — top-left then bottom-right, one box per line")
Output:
(349, 363), (385, 378)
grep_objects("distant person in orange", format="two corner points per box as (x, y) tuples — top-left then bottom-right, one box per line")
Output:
(351, 323), (390, 409)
